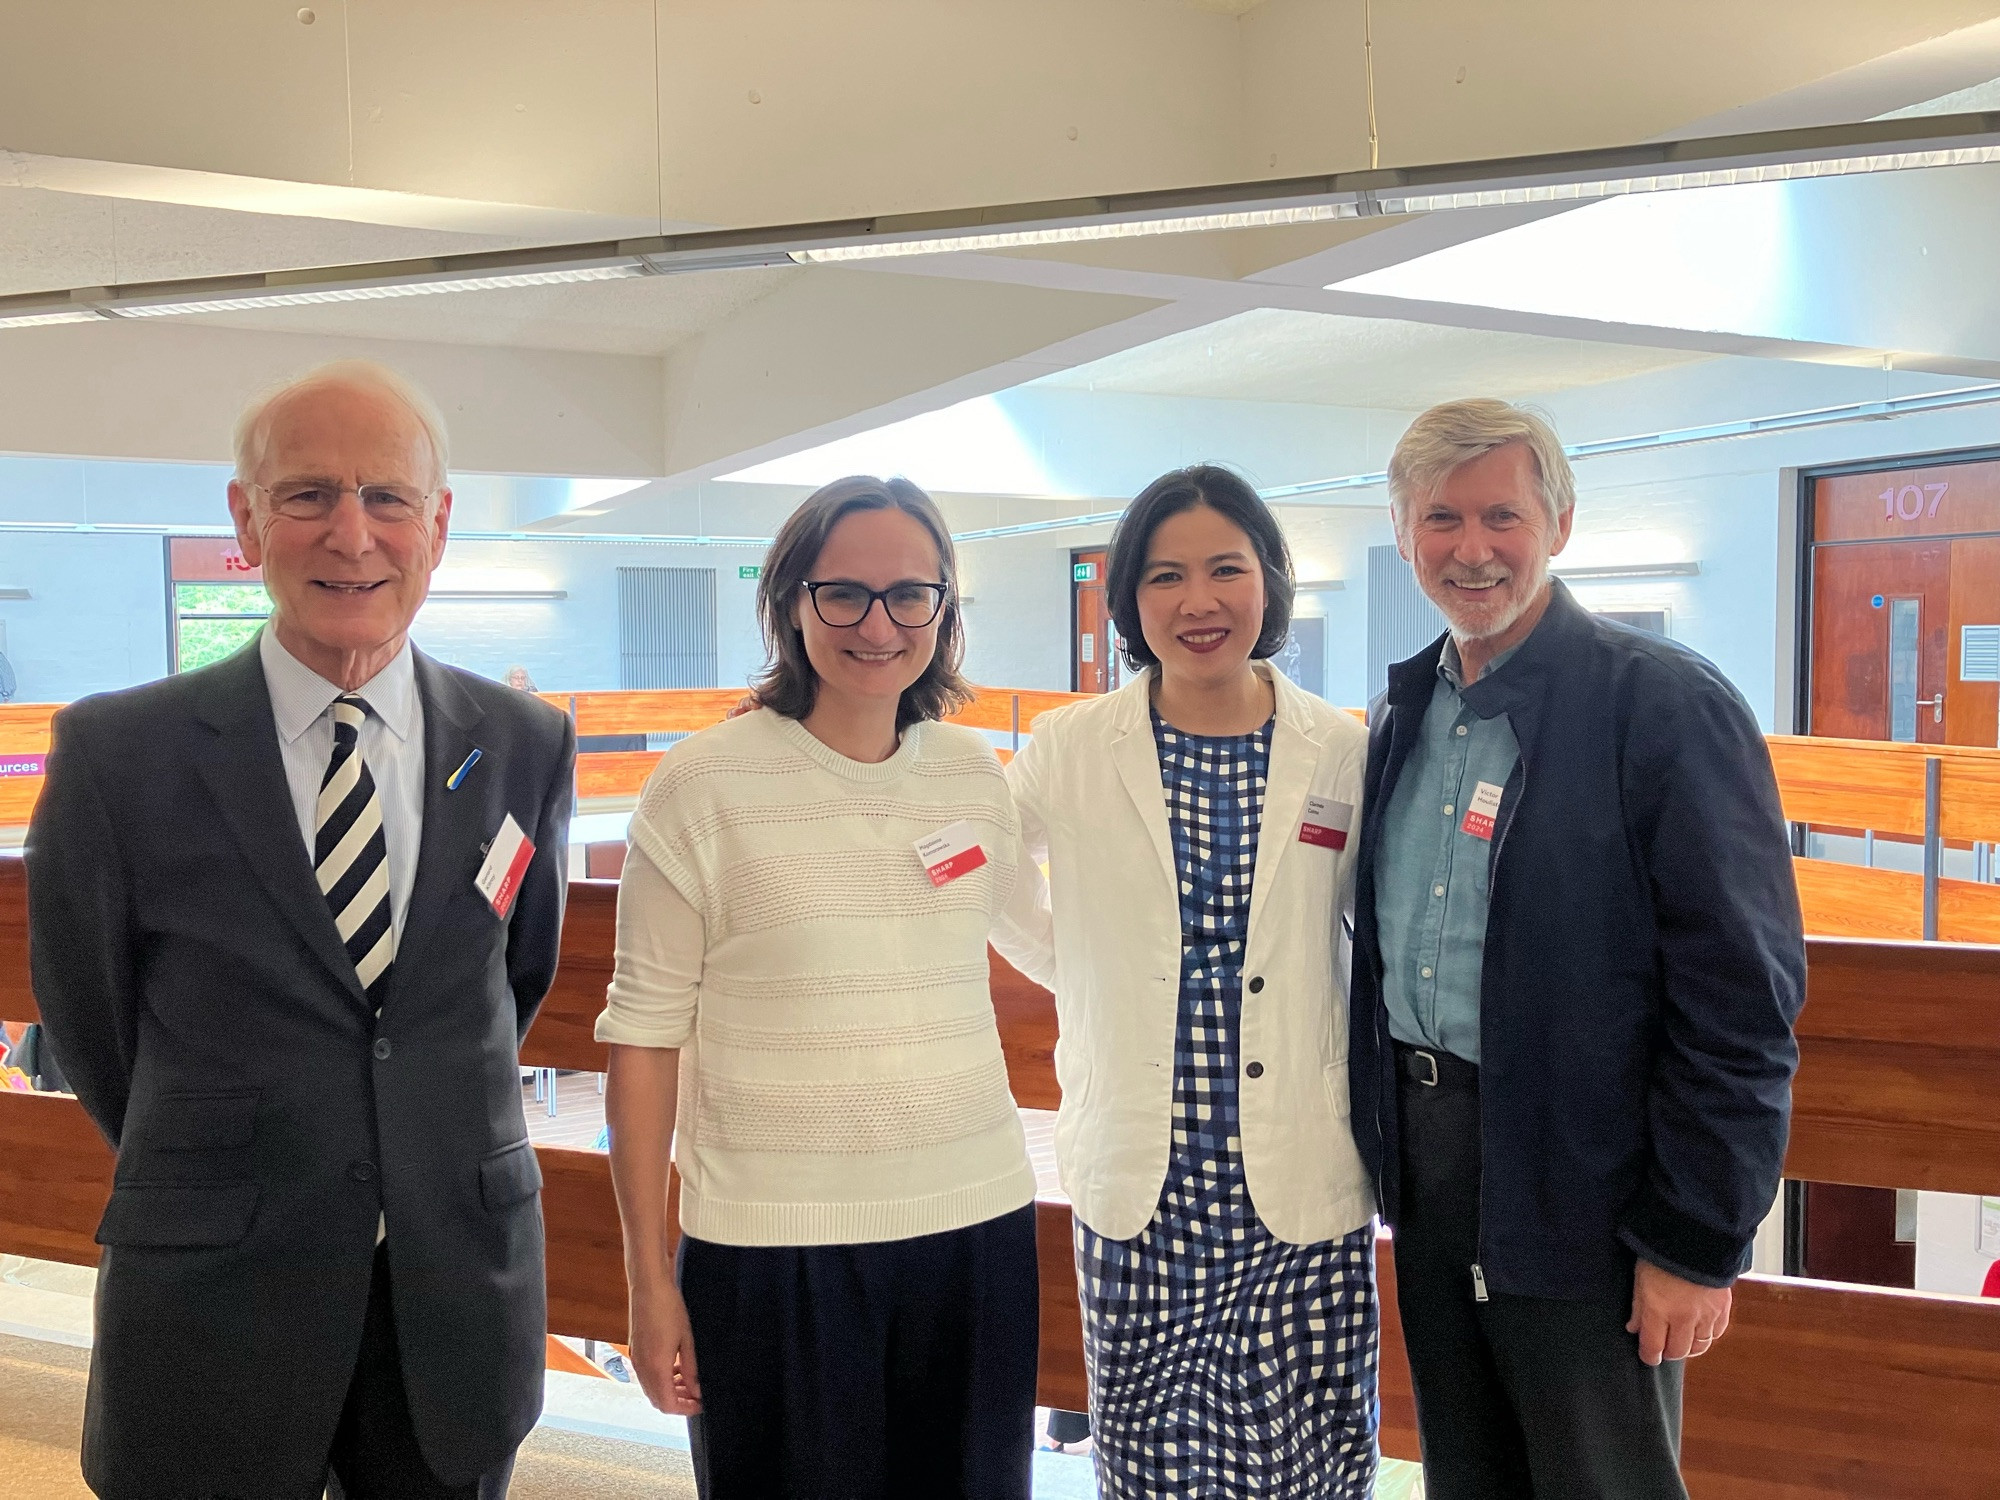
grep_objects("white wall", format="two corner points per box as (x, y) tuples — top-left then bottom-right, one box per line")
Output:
(0, 532), (174, 701)
(1915, 1191), (1999, 1296)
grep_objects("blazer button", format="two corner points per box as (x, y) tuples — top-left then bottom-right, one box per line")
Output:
(1246, 1061), (1265, 1079)
(348, 1160), (377, 1183)
(372, 1038), (392, 1060)
(1247, 976), (1265, 994)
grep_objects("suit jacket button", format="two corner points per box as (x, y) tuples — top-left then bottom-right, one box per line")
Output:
(372, 1038), (392, 1060)
(1246, 1061), (1266, 1079)
(1247, 976), (1265, 994)
(348, 1160), (377, 1183)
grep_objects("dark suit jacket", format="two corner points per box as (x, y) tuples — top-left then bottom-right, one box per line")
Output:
(25, 640), (574, 1499)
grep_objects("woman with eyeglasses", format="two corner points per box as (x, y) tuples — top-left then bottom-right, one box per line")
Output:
(993, 465), (1378, 1498)
(598, 475), (1045, 1500)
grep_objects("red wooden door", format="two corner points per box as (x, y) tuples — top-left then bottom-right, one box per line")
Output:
(1809, 541), (1951, 743)
(1071, 550), (1113, 694)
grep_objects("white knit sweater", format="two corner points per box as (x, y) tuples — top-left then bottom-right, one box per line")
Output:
(597, 708), (1040, 1247)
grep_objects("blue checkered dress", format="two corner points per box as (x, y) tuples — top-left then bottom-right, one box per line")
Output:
(1074, 713), (1378, 1499)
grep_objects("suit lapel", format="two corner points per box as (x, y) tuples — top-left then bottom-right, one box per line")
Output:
(1109, 676), (1178, 897)
(192, 646), (369, 1009)
(1247, 687), (1318, 943)
(386, 652), (488, 1006)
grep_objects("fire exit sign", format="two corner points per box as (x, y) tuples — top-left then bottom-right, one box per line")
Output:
(739, 565), (762, 579)
(1073, 562), (1097, 582)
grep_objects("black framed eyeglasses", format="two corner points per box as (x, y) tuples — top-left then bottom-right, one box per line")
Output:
(800, 579), (948, 629)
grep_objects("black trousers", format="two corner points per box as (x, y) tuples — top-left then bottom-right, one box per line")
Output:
(678, 1204), (1040, 1500)
(1393, 1047), (1687, 1500)
(323, 1245), (517, 1500)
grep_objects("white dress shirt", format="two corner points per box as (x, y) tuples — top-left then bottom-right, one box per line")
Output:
(259, 627), (425, 943)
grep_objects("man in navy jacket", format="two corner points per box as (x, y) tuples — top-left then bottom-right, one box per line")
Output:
(1350, 399), (1804, 1499)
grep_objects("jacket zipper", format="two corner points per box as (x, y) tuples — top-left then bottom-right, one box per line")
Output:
(1472, 752), (1527, 1306)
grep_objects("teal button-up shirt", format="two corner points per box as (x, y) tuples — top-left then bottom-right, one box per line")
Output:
(1374, 640), (1522, 1065)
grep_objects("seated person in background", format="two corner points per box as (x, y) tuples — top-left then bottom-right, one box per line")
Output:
(600, 475), (1046, 1500)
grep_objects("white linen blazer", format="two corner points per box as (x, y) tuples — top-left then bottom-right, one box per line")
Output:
(993, 662), (1374, 1245)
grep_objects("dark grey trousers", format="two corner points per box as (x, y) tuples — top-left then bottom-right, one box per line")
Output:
(1393, 1047), (1687, 1500)
(323, 1245), (516, 1500)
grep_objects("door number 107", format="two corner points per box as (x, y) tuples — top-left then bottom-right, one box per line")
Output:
(1881, 481), (1948, 521)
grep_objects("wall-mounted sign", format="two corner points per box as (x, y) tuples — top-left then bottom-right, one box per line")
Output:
(738, 565), (762, 580)
(169, 536), (261, 583)
(0, 755), (44, 778)
(1879, 480), (1951, 523)
(1073, 562), (1098, 582)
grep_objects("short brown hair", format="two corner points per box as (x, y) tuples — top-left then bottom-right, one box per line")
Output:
(751, 475), (973, 730)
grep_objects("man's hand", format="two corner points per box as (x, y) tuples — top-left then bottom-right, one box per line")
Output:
(627, 1275), (702, 1415)
(1627, 1258), (1731, 1366)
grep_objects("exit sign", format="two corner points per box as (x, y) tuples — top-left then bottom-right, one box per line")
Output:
(1073, 562), (1098, 582)
(739, 565), (762, 579)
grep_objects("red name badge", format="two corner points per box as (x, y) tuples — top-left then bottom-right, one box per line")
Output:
(915, 820), (989, 887)
(1461, 780), (1505, 841)
(1298, 795), (1353, 849)
(474, 813), (535, 918)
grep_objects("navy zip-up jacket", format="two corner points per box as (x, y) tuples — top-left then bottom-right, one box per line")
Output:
(1349, 581), (1806, 1298)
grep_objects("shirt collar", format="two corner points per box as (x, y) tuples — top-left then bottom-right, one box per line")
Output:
(1438, 636), (1524, 693)
(259, 626), (418, 746)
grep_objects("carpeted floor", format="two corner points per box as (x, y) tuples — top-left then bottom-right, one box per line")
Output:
(0, 1332), (696, 1499)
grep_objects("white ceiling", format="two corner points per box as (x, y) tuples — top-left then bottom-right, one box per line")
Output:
(1032, 308), (1714, 410)
(184, 267), (804, 357)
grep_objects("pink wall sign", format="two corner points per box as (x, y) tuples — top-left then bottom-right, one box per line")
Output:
(0, 756), (45, 778)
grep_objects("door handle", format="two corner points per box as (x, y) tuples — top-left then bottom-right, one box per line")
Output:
(1917, 692), (1944, 724)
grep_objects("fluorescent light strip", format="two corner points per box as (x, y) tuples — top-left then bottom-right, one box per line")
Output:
(4, 113), (1998, 326)
(0, 308), (108, 328)
(950, 510), (1128, 542)
(1554, 563), (1701, 581)
(108, 264), (645, 319)
(426, 589), (569, 600)
(791, 204), (1355, 262)
(1384, 145), (2000, 213)
(1265, 380), (2000, 502)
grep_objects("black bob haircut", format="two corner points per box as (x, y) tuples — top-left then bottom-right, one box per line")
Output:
(1105, 464), (1295, 673)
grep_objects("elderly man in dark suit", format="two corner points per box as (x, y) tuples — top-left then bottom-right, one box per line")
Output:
(26, 360), (575, 1500)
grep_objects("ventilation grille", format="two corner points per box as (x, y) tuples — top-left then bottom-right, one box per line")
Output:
(1365, 545), (1446, 702)
(618, 567), (718, 690)
(1963, 624), (2000, 683)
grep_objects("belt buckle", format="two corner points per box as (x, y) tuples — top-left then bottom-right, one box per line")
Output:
(1413, 1049), (1440, 1087)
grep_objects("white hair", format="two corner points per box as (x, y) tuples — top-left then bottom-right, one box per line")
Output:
(232, 359), (451, 491)
(1386, 398), (1576, 529)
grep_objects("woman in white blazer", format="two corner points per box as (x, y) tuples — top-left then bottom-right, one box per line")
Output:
(994, 465), (1376, 1500)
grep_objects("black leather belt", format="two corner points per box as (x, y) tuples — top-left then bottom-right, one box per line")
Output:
(1395, 1041), (1479, 1089)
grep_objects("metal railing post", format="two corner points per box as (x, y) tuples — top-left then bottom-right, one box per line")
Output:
(1011, 695), (1021, 754)
(1922, 756), (1941, 941)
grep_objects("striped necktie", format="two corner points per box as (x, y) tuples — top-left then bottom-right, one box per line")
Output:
(315, 694), (395, 1001)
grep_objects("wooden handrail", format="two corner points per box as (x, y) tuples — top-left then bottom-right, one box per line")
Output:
(1767, 733), (2000, 844)
(10, 695), (2000, 829)
(0, 855), (1997, 1488)
(10, 862), (1996, 1196)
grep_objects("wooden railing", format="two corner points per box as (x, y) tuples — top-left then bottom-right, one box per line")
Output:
(0, 857), (1996, 1492)
(0, 690), (1092, 825)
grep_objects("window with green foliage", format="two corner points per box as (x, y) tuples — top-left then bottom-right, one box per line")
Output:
(173, 583), (271, 672)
